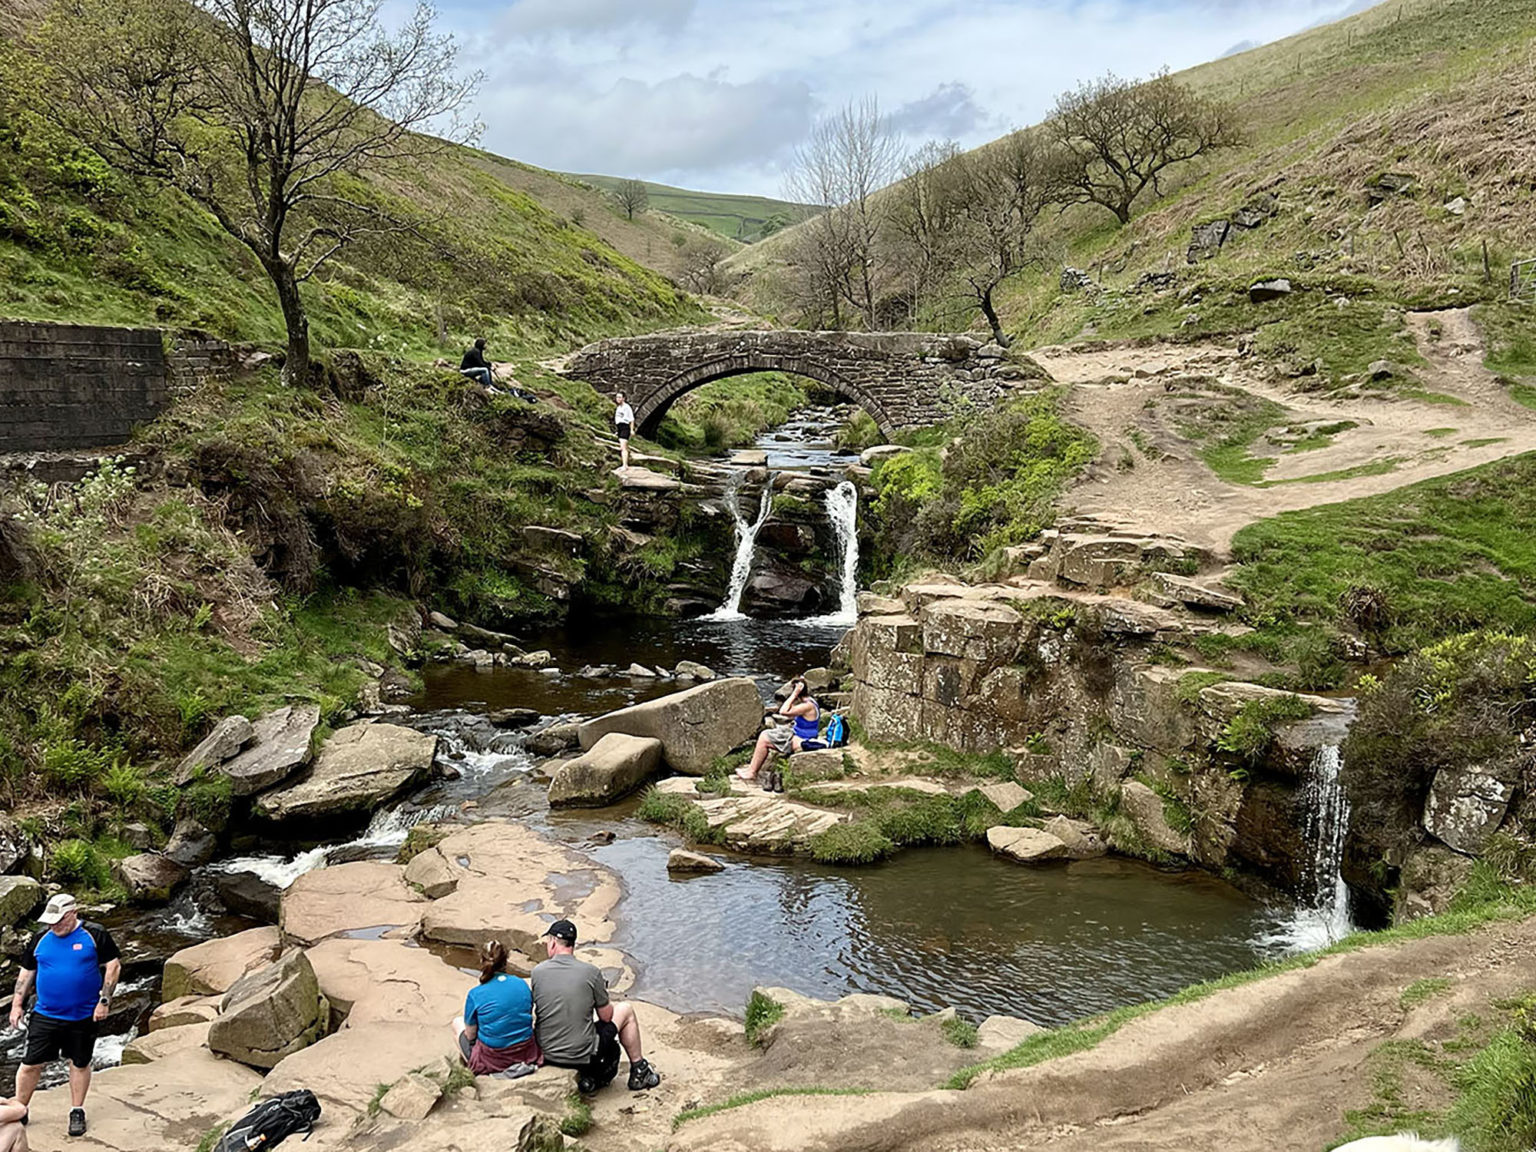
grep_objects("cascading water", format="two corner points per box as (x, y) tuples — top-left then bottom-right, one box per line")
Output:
(704, 470), (774, 621)
(798, 480), (859, 627)
(1262, 743), (1354, 952)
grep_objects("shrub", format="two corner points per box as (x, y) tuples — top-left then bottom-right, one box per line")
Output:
(41, 740), (116, 791)
(1215, 694), (1311, 764)
(744, 990), (785, 1046)
(179, 772), (234, 833)
(100, 760), (146, 811)
(50, 839), (108, 887)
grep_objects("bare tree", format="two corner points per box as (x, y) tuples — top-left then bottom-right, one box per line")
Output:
(613, 178), (649, 220)
(1051, 70), (1241, 226)
(887, 139), (965, 325)
(783, 97), (900, 329)
(675, 235), (733, 295)
(948, 131), (1058, 345)
(16, 0), (479, 384)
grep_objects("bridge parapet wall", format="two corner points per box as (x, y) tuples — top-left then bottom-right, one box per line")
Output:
(561, 330), (1037, 438)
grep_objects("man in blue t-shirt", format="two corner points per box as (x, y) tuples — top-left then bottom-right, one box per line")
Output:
(10, 893), (121, 1139)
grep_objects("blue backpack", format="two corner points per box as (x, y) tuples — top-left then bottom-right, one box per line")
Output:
(825, 714), (848, 748)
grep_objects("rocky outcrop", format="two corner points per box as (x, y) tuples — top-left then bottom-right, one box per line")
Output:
(175, 715), (253, 782)
(208, 950), (329, 1069)
(0, 875), (41, 928)
(255, 722), (435, 821)
(547, 733), (664, 807)
(577, 678), (762, 774)
(652, 778), (845, 854)
(218, 704), (321, 795)
(1120, 781), (1189, 857)
(280, 860), (426, 947)
(162, 926), (282, 1000)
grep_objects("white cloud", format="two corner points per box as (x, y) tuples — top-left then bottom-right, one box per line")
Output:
(446, 0), (1389, 193)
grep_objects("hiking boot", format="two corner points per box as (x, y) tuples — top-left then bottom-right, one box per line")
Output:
(760, 770), (777, 793)
(68, 1108), (86, 1137)
(627, 1058), (660, 1091)
(576, 1072), (599, 1096)
(773, 772), (786, 793)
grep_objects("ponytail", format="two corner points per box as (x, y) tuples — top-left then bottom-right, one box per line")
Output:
(479, 939), (508, 984)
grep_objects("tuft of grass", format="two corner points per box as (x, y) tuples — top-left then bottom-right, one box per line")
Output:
(1333, 1039), (1447, 1146)
(809, 820), (894, 865)
(1401, 977), (1454, 1010)
(940, 1016), (980, 1049)
(635, 787), (719, 844)
(560, 1092), (593, 1136)
(744, 990), (786, 1047)
(673, 1087), (874, 1130)
(1215, 694), (1313, 763)
(1447, 1026), (1536, 1152)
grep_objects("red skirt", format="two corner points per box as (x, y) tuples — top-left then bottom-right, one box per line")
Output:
(467, 1034), (543, 1075)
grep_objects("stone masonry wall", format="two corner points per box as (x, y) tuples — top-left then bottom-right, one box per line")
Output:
(561, 330), (1042, 438)
(0, 321), (237, 454)
(0, 321), (168, 453)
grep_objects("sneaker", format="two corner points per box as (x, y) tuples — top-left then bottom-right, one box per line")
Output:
(627, 1058), (660, 1091)
(576, 1072), (598, 1095)
(68, 1108), (86, 1137)
(760, 770), (777, 793)
(774, 772), (787, 793)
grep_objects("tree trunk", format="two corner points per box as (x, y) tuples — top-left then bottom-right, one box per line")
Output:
(270, 258), (311, 386)
(979, 285), (1010, 347)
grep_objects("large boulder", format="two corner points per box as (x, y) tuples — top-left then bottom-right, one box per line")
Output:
(1120, 780), (1189, 856)
(214, 870), (281, 923)
(164, 818), (218, 867)
(208, 950), (328, 1070)
(162, 926), (282, 1000)
(547, 733), (663, 807)
(175, 716), (253, 783)
(255, 722), (435, 822)
(576, 678), (762, 775)
(986, 826), (1070, 863)
(280, 861), (426, 947)
(113, 853), (189, 904)
(1424, 764), (1516, 855)
(217, 704), (321, 796)
(0, 876), (42, 928)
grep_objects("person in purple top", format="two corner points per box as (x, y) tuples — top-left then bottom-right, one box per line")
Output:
(10, 894), (121, 1139)
(737, 676), (819, 791)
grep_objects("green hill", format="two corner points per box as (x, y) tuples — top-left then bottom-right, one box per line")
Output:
(570, 173), (814, 243)
(729, 0), (1536, 382)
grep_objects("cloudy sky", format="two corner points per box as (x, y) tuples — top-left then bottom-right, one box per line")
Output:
(430, 0), (1383, 196)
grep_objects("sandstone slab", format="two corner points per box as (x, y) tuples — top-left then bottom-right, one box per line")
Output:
(113, 853), (188, 904)
(668, 849), (725, 874)
(263, 1022), (459, 1124)
(208, 950), (328, 1069)
(1043, 815), (1108, 859)
(256, 722), (435, 821)
(977, 1013), (1044, 1053)
(976, 782), (1033, 813)
(281, 860), (426, 946)
(548, 732), (663, 807)
(149, 995), (222, 1032)
(577, 678), (762, 774)
(921, 599), (1023, 664)
(404, 847), (464, 898)
(218, 704), (321, 796)
(162, 926), (282, 1000)
(122, 1021), (211, 1065)
(380, 1071), (443, 1120)
(304, 936), (472, 1026)
(175, 715), (252, 782)
(987, 826), (1070, 863)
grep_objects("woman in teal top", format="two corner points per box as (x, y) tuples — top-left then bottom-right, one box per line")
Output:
(457, 941), (542, 1075)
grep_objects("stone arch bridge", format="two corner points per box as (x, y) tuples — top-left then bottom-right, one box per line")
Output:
(559, 330), (1038, 439)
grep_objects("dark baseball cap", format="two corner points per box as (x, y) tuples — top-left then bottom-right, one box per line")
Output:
(544, 919), (577, 944)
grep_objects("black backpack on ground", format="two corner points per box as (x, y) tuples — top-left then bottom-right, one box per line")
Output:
(214, 1090), (321, 1151)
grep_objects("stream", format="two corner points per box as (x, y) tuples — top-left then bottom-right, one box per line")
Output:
(8, 404), (1343, 1089)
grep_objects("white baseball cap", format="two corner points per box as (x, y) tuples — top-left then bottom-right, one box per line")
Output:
(38, 893), (77, 925)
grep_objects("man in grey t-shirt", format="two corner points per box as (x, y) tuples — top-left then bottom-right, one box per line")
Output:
(530, 920), (659, 1093)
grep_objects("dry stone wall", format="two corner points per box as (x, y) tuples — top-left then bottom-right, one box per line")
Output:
(561, 329), (1042, 438)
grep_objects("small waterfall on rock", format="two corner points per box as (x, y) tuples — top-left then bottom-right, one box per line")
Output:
(799, 480), (859, 627)
(705, 470), (774, 621)
(1263, 743), (1355, 952)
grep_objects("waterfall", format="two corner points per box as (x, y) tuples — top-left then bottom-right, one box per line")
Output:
(799, 480), (859, 627)
(1261, 743), (1354, 953)
(704, 471), (774, 621)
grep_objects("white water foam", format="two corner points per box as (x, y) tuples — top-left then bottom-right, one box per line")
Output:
(1257, 743), (1355, 953)
(212, 803), (456, 890)
(797, 480), (859, 628)
(703, 471), (774, 622)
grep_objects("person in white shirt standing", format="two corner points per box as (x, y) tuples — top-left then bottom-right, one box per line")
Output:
(613, 392), (635, 470)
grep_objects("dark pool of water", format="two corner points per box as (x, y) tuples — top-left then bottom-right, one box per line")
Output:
(413, 615), (848, 715)
(571, 830), (1276, 1026)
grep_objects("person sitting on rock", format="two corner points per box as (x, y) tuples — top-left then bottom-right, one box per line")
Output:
(455, 940), (542, 1077)
(460, 337), (494, 389)
(737, 676), (818, 792)
(530, 920), (659, 1093)
(0, 1096), (28, 1152)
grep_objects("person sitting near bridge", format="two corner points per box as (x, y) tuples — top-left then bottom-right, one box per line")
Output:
(460, 337), (494, 389)
(454, 939), (542, 1078)
(737, 676), (818, 792)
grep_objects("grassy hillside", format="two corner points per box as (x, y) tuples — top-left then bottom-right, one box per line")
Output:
(571, 173), (812, 243)
(730, 0), (1536, 388)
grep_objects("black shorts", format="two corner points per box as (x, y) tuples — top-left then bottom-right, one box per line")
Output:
(551, 1020), (621, 1088)
(615, 423), (632, 441)
(23, 1012), (96, 1068)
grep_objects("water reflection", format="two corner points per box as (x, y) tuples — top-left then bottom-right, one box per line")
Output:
(594, 837), (1275, 1026)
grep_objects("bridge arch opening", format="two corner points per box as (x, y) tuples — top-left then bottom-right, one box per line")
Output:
(634, 357), (899, 443)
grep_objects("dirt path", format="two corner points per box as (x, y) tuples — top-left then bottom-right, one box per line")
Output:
(1038, 308), (1536, 555)
(668, 913), (1536, 1152)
